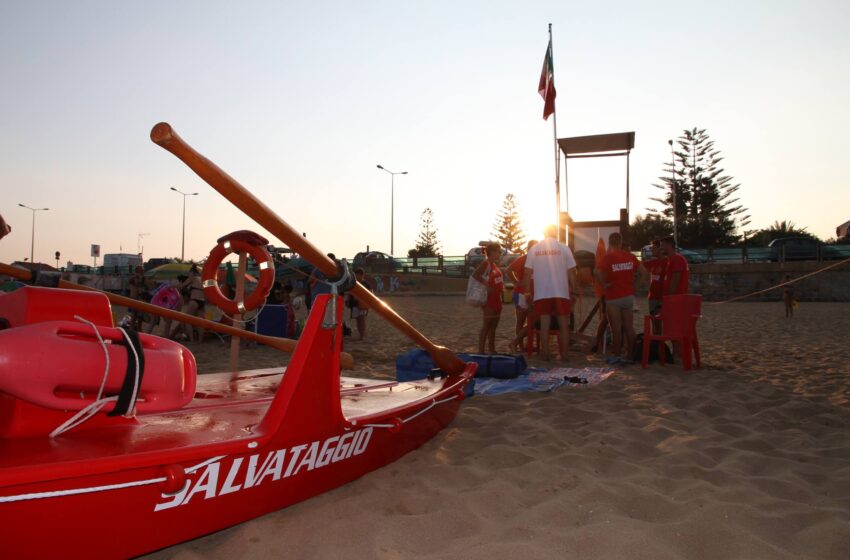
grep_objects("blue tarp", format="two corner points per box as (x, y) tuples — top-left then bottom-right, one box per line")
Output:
(394, 346), (615, 397)
(473, 367), (615, 396)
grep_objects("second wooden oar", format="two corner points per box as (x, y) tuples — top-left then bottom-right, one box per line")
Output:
(0, 263), (355, 370)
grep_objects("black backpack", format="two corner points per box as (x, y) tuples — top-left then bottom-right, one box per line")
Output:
(633, 333), (674, 364)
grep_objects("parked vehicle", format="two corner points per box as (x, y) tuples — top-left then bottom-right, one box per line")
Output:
(767, 237), (840, 261)
(274, 257), (315, 289)
(466, 244), (520, 268)
(640, 245), (708, 264)
(352, 251), (404, 273)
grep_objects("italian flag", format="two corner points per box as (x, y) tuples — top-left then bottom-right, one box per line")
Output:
(538, 39), (556, 120)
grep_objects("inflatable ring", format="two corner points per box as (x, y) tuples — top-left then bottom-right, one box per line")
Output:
(151, 286), (182, 310)
(201, 233), (274, 315)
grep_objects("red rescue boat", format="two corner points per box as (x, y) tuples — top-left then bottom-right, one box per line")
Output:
(0, 286), (475, 558)
(0, 122), (475, 558)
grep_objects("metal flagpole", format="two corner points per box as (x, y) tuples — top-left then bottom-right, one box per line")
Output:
(548, 23), (562, 225)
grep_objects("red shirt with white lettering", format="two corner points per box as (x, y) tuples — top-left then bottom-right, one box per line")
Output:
(596, 249), (640, 300)
(643, 257), (668, 300)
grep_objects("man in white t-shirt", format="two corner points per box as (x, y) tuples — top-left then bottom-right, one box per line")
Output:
(523, 224), (577, 361)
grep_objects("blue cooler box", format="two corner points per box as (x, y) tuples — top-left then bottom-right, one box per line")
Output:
(254, 304), (289, 338)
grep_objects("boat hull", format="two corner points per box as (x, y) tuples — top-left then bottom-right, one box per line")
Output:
(1, 392), (463, 558)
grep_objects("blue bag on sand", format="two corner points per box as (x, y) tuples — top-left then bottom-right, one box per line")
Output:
(395, 349), (527, 395)
(459, 353), (527, 379)
(395, 349), (475, 397)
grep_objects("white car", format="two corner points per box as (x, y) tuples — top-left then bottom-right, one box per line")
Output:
(466, 244), (519, 267)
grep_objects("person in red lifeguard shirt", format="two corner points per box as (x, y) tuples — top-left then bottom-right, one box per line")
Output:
(506, 239), (537, 351)
(660, 236), (690, 295)
(595, 232), (647, 362)
(642, 239), (668, 333)
(472, 242), (504, 354)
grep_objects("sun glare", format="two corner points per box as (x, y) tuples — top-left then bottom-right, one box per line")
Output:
(523, 203), (558, 244)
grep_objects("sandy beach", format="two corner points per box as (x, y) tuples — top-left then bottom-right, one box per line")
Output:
(144, 295), (850, 560)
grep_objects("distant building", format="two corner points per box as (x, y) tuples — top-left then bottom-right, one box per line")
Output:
(103, 253), (142, 271)
(837, 220), (850, 240)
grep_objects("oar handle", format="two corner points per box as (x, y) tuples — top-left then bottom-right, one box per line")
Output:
(150, 122), (465, 375)
(0, 263), (354, 370)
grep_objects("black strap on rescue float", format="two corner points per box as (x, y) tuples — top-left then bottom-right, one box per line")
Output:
(108, 328), (146, 417)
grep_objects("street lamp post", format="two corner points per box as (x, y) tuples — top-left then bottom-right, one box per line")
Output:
(376, 165), (408, 256)
(170, 187), (198, 261)
(18, 203), (49, 264)
(668, 140), (677, 247)
(137, 232), (150, 264)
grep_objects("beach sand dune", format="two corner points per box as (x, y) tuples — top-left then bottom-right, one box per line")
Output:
(145, 297), (850, 559)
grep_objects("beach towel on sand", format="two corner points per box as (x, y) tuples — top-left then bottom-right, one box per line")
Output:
(474, 367), (614, 396)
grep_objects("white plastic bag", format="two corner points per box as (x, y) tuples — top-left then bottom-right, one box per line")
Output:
(466, 268), (489, 307)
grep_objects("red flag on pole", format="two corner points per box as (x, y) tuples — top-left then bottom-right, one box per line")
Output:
(538, 39), (556, 120)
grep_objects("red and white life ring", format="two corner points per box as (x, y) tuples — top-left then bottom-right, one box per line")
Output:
(151, 285), (182, 310)
(201, 231), (274, 315)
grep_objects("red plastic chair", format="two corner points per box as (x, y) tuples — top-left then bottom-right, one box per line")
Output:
(642, 294), (702, 370)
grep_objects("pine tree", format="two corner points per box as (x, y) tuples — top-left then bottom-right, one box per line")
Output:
(491, 193), (526, 253)
(408, 208), (441, 258)
(651, 128), (749, 247)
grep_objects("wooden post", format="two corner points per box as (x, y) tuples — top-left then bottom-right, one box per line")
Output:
(229, 253), (248, 374)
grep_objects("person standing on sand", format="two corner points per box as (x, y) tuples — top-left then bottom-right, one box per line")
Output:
(473, 242), (504, 354)
(595, 232), (647, 363)
(507, 239), (537, 351)
(127, 266), (149, 330)
(660, 236), (689, 296)
(172, 265), (205, 342)
(348, 268), (372, 340)
(783, 275), (796, 318)
(523, 225), (577, 362)
(659, 236), (691, 362)
(643, 238), (668, 333)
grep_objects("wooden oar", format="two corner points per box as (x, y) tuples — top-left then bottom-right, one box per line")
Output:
(0, 263), (355, 370)
(150, 122), (465, 375)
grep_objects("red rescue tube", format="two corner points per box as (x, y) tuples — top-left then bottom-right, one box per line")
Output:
(201, 236), (274, 315)
(0, 321), (197, 413)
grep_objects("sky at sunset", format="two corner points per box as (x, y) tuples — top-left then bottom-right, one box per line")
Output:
(1, 0), (848, 266)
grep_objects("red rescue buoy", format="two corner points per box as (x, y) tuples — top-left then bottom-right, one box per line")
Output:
(201, 231), (274, 315)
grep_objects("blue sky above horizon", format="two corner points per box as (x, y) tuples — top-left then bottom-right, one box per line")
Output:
(1, 0), (848, 265)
